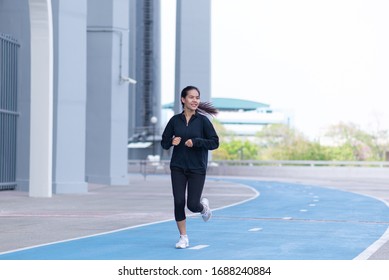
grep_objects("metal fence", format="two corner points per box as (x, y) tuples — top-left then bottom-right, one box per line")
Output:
(128, 159), (389, 179)
(0, 33), (19, 190)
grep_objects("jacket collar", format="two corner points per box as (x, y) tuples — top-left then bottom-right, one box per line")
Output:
(180, 110), (198, 119)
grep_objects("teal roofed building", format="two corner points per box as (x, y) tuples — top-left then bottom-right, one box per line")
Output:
(162, 97), (292, 136)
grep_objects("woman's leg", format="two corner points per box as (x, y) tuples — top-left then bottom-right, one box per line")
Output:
(187, 172), (212, 221)
(170, 168), (188, 233)
(186, 172), (206, 213)
(171, 168), (190, 248)
(176, 220), (186, 236)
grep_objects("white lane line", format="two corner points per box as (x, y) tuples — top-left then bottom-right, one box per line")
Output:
(249, 228), (262, 232)
(189, 245), (209, 250)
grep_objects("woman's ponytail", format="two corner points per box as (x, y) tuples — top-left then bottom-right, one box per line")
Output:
(198, 101), (218, 117)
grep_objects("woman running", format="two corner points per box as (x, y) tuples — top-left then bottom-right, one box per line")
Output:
(161, 85), (219, 249)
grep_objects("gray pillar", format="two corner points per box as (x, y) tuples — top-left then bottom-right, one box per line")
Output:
(174, 0), (211, 114)
(28, 0), (54, 197)
(86, 0), (129, 185)
(51, 0), (88, 194)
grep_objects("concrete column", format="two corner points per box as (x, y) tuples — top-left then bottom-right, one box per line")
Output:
(85, 0), (129, 185)
(28, 0), (54, 197)
(51, 0), (88, 193)
(174, 0), (211, 113)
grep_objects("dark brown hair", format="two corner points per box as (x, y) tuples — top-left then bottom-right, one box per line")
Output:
(181, 86), (218, 117)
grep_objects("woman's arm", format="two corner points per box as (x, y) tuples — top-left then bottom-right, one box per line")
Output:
(161, 118), (175, 150)
(192, 117), (219, 150)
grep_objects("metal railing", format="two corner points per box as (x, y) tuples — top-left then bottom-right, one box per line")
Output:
(0, 33), (19, 190)
(209, 160), (389, 168)
(128, 159), (389, 178)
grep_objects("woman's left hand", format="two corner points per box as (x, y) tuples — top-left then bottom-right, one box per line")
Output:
(185, 139), (193, 147)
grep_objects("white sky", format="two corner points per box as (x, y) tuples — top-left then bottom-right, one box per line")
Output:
(161, 0), (389, 139)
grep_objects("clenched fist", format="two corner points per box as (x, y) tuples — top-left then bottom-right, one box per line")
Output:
(185, 139), (193, 147)
(172, 136), (181, 146)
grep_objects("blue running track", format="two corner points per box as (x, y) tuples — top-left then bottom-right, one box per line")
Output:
(1, 178), (388, 260)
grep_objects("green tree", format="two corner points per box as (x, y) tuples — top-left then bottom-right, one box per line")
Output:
(325, 122), (383, 161)
(212, 121), (389, 161)
(213, 139), (259, 160)
(256, 124), (323, 160)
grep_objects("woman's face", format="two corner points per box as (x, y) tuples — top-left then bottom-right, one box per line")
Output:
(182, 89), (200, 111)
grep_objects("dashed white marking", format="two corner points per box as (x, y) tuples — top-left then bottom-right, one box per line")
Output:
(249, 228), (262, 232)
(282, 217), (293, 220)
(300, 209), (308, 212)
(309, 204), (316, 207)
(189, 245), (209, 250)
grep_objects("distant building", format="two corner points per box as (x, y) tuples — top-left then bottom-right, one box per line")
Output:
(162, 97), (292, 137)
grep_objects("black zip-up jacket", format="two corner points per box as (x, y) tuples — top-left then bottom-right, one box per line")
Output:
(161, 112), (219, 173)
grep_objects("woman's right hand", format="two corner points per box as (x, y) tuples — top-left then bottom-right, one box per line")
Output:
(172, 136), (181, 146)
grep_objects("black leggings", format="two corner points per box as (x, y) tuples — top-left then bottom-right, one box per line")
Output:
(170, 167), (206, 222)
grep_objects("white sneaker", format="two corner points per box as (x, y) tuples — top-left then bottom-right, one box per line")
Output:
(175, 235), (189, 249)
(201, 197), (212, 222)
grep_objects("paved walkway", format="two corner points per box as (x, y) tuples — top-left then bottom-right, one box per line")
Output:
(0, 173), (388, 259)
